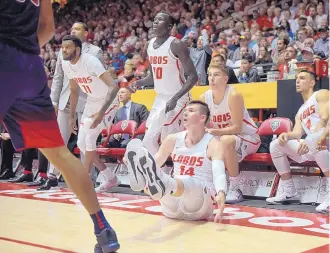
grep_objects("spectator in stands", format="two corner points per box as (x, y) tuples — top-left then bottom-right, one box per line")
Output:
(211, 54), (238, 84)
(183, 29), (212, 86)
(238, 54), (261, 83)
(111, 46), (127, 73)
(255, 46), (273, 72)
(313, 27), (329, 59)
(231, 35), (255, 63)
(107, 87), (149, 149)
(315, 4), (328, 27)
(272, 37), (289, 64)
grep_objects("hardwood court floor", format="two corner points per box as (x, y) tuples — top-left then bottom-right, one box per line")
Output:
(0, 182), (328, 253)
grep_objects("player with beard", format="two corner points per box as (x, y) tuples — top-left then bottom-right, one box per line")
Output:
(61, 35), (121, 193)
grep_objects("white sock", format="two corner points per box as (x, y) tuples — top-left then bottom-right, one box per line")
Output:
(229, 176), (240, 190)
(281, 178), (296, 195)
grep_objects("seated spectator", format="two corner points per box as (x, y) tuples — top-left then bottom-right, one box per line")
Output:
(238, 54), (261, 83)
(313, 27), (329, 59)
(118, 63), (137, 88)
(107, 87), (149, 149)
(211, 54), (239, 84)
(132, 54), (148, 79)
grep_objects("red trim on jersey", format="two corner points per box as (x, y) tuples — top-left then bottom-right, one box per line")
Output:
(164, 105), (186, 127)
(236, 135), (260, 146)
(243, 119), (259, 134)
(175, 60), (185, 85)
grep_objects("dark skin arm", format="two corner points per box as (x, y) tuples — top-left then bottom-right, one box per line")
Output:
(165, 39), (198, 113)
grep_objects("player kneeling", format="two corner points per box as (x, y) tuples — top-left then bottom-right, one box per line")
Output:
(124, 101), (235, 221)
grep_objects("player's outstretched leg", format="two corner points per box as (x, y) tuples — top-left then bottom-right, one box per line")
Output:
(124, 139), (146, 191)
(136, 147), (169, 200)
(40, 146), (120, 253)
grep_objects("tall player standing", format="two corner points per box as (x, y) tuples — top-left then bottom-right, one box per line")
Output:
(61, 35), (120, 193)
(130, 11), (198, 157)
(125, 101), (231, 222)
(0, 1), (119, 252)
(200, 64), (260, 204)
(266, 71), (329, 213)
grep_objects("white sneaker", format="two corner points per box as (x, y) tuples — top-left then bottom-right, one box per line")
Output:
(266, 191), (300, 205)
(225, 189), (244, 204)
(124, 139), (146, 191)
(316, 199), (330, 213)
(95, 176), (120, 193)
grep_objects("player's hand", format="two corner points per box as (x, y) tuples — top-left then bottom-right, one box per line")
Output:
(89, 111), (103, 129)
(53, 105), (58, 116)
(214, 191), (226, 223)
(69, 117), (78, 135)
(297, 141), (309, 155)
(165, 97), (178, 113)
(317, 134), (328, 150)
(278, 133), (289, 146)
(0, 133), (10, 140)
(205, 128), (217, 135)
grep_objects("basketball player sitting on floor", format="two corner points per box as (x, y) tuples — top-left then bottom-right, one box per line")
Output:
(200, 64), (261, 204)
(266, 70), (329, 213)
(61, 35), (120, 192)
(124, 100), (235, 221)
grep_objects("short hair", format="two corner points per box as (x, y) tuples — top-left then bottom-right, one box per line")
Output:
(74, 22), (88, 31)
(158, 10), (175, 27)
(212, 53), (225, 63)
(187, 100), (210, 124)
(298, 70), (316, 81)
(278, 37), (289, 46)
(207, 63), (229, 76)
(62, 35), (82, 51)
(241, 53), (253, 63)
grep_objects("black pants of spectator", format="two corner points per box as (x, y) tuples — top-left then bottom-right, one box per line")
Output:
(0, 138), (15, 174)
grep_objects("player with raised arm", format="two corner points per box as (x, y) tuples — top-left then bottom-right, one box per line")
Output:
(61, 35), (121, 193)
(0, 1), (119, 252)
(130, 11), (198, 158)
(124, 101), (233, 222)
(266, 70), (329, 213)
(200, 64), (260, 204)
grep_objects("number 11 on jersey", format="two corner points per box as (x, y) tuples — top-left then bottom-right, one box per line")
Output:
(82, 84), (92, 94)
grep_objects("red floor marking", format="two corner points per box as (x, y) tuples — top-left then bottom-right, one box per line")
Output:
(0, 182), (329, 239)
(301, 244), (329, 253)
(0, 237), (77, 253)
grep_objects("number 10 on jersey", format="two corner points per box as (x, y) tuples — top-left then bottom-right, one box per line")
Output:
(153, 67), (163, 79)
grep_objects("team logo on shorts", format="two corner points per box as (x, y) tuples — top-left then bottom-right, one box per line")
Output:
(121, 120), (128, 130)
(270, 121), (280, 132)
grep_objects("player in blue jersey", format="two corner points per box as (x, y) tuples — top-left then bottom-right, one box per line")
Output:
(0, 1), (120, 252)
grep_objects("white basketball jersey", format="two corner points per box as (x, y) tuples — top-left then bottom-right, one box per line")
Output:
(297, 91), (321, 135)
(63, 54), (119, 108)
(147, 36), (187, 96)
(204, 86), (259, 136)
(171, 131), (215, 191)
